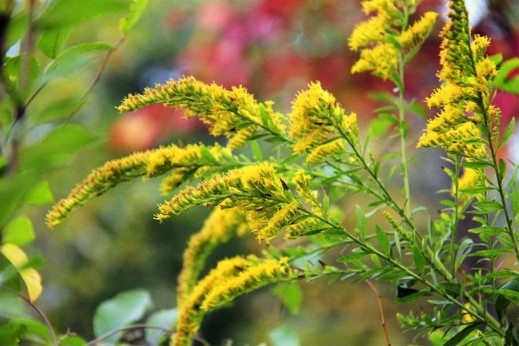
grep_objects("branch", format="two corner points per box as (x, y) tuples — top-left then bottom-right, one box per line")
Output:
(366, 280), (391, 346)
(0, 286), (58, 346)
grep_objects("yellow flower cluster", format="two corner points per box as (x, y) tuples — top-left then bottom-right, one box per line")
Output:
(118, 76), (287, 149)
(156, 163), (321, 243)
(46, 143), (228, 228)
(173, 256), (293, 346)
(349, 0), (437, 79)
(289, 82), (358, 163)
(176, 208), (246, 306)
(418, 0), (498, 160)
(455, 168), (484, 195)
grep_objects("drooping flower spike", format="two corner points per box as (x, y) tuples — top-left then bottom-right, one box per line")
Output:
(46, 143), (229, 228)
(118, 76), (288, 149)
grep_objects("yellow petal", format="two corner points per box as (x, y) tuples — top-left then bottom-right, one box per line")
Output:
(1, 243), (43, 302)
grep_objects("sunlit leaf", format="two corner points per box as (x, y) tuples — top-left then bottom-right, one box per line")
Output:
(1, 244), (42, 302)
(3, 216), (35, 246)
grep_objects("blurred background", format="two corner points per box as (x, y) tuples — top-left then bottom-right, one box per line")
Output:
(1, 0), (518, 344)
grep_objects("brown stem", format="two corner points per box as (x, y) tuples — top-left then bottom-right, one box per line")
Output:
(366, 280), (391, 346)
(0, 286), (58, 346)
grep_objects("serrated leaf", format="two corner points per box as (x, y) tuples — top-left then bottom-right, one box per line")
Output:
(120, 0), (148, 33)
(3, 216), (35, 246)
(94, 289), (152, 343)
(375, 226), (391, 257)
(145, 308), (178, 346)
(1, 244), (42, 302)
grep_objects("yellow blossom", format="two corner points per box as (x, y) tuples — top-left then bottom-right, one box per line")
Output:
(47, 143), (228, 228)
(398, 12), (438, 49)
(351, 43), (398, 80)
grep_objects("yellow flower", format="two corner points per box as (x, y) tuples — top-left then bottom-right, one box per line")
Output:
(177, 208), (245, 305)
(398, 12), (438, 49)
(118, 76), (287, 149)
(47, 143), (228, 228)
(351, 43), (398, 80)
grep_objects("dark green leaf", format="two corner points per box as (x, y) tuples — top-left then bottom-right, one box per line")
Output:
(461, 161), (493, 169)
(443, 323), (480, 346)
(93, 289), (153, 343)
(473, 201), (503, 213)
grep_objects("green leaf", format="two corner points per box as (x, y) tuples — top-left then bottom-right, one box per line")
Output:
(489, 54), (503, 65)
(120, 0), (148, 33)
(370, 118), (391, 137)
(512, 180), (519, 221)
(199, 145), (218, 164)
(59, 335), (87, 346)
(459, 187), (494, 194)
(273, 284), (302, 315)
(396, 289), (429, 303)
(454, 238), (473, 272)
(413, 247), (425, 276)
(259, 103), (270, 128)
(406, 100), (428, 119)
(93, 289), (153, 343)
(473, 201), (503, 213)
(368, 92), (395, 105)
(18, 124), (95, 171)
(37, 0), (130, 30)
(461, 161), (493, 169)
(375, 226), (391, 257)
(495, 58), (519, 94)
(269, 325), (300, 346)
(337, 251), (369, 263)
(23, 180), (54, 206)
(251, 140), (263, 161)
(3, 216), (35, 246)
(498, 117), (515, 150)
(356, 205), (366, 240)
(145, 309), (178, 346)
(0, 322), (25, 346)
(38, 27), (72, 59)
(443, 323), (480, 346)
(45, 42), (114, 79)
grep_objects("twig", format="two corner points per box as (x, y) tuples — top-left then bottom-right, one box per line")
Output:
(0, 286), (58, 346)
(64, 35), (126, 125)
(365, 280), (391, 346)
(83, 323), (211, 346)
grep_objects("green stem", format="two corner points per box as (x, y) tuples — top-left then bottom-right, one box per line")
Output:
(451, 156), (461, 276)
(397, 52), (412, 218)
(300, 207), (505, 336)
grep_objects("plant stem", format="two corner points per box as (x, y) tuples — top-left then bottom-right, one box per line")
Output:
(451, 156), (461, 276)
(397, 52), (412, 218)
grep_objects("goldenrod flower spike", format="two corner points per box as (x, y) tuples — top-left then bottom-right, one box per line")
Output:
(118, 76), (287, 149)
(349, 0), (437, 79)
(177, 208), (245, 306)
(417, 0), (498, 160)
(289, 82), (358, 162)
(200, 257), (293, 311)
(173, 256), (255, 346)
(46, 143), (228, 228)
(398, 12), (438, 49)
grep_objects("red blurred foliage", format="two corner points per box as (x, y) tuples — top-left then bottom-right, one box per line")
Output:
(110, 105), (202, 153)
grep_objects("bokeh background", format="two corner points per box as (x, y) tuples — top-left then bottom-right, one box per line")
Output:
(2, 0), (518, 344)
